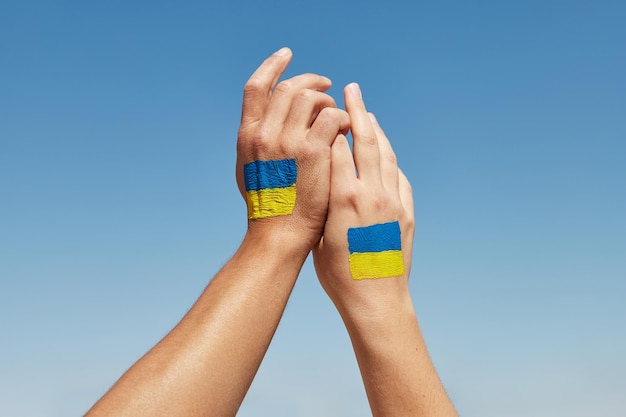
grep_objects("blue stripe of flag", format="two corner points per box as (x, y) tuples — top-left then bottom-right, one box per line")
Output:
(348, 221), (402, 253)
(244, 159), (297, 191)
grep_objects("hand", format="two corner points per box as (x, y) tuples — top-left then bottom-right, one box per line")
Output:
(236, 48), (350, 250)
(313, 82), (415, 320)
(314, 85), (456, 417)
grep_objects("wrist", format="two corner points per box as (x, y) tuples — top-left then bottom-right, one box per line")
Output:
(243, 220), (315, 265)
(337, 288), (417, 336)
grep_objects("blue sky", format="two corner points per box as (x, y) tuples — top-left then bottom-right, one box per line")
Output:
(1, 1), (625, 416)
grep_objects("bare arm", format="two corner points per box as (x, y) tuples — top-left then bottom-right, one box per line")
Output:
(86, 48), (349, 417)
(313, 83), (457, 417)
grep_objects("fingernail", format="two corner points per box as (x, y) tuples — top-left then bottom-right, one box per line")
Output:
(273, 47), (291, 57)
(368, 112), (377, 124)
(348, 82), (362, 98)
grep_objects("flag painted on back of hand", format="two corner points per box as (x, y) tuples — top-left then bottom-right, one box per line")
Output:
(244, 158), (297, 219)
(347, 221), (404, 280)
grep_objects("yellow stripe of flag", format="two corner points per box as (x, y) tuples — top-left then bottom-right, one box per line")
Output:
(246, 185), (297, 219)
(349, 250), (404, 280)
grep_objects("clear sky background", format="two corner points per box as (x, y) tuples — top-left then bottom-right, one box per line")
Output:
(1, 1), (625, 416)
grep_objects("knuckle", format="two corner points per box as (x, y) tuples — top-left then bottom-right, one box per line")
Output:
(313, 107), (335, 127)
(295, 88), (315, 102)
(384, 150), (398, 165)
(373, 193), (390, 211)
(243, 77), (264, 96)
(320, 94), (337, 108)
(315, 106), (332, 120)
(274, 80), (293, 95)
(248, 127), (273, 155)
(315, 108), (350, 132)
(342, 188), (360, 208)
(318, 107), (343, 120)
(359, 133), (378, 146)
(250, 136), (269, 155)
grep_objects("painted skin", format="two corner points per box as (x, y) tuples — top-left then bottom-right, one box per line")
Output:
(347, 221), (404, 280)
(244, 158), (298, 219)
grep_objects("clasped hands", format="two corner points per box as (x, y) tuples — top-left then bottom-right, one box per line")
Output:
(237, 47), (415, 318)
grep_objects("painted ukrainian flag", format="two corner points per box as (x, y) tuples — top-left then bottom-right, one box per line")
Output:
(348, 221), (404, 280)
(244, 158), (297, 219)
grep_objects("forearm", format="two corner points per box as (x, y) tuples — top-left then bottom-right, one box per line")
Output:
(342, 294), (458, 417)
(86, 229), (308, 417)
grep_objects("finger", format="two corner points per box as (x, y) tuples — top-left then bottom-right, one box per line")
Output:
(344, 83), (381, 184)
(263, 73), (332, 128)
(284, 90), (336, 132)
(330, 134), (357, 195)
(370, 113), (399, 194)
(241, 47), (293, 125)
(307, 108), (351, 147)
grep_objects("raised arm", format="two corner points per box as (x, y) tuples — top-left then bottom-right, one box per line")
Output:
(313, 83), (457, 417)
(86, 48), (349, 417)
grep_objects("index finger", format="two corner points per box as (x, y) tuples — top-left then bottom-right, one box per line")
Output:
(344, 83), (381, 185)
(240, 47), (293, 125)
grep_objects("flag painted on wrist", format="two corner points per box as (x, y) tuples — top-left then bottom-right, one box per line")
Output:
(244, 158), (297, 219)
(347, 221), (404, 280)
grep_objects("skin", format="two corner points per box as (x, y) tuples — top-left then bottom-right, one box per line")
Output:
(313, 83), (458, 417)
(86, 48), (457, 417)
(85, 47), (349, 417)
